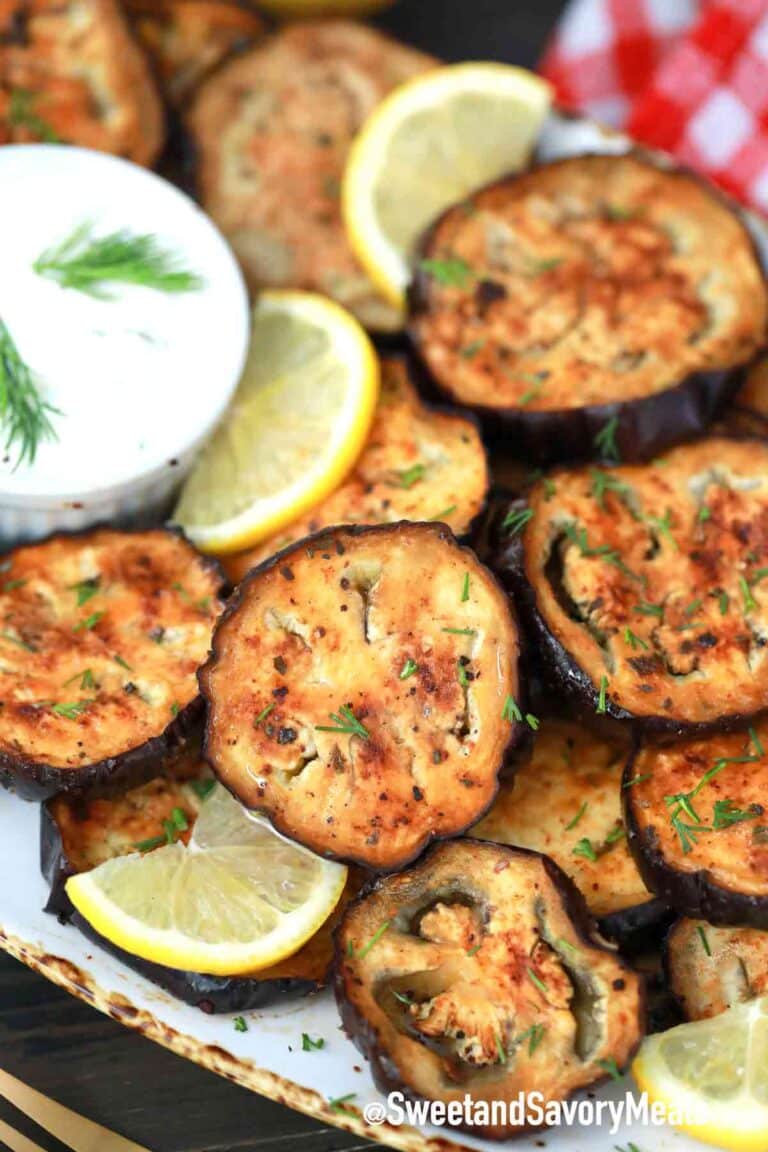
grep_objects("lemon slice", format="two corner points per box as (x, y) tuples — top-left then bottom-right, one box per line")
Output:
(174, 290), (379, 554)
(66, 784), (348, 976)
(633, 996), (768, 1152)
(343, 63), (552, 313)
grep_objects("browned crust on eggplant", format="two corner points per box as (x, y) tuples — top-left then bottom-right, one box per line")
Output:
(186, 21), (435, 330)
(224, 357), (489, 583)
(41, 766), (355, 1011)
(665, 918), (768, 1021)
(409, 153), (767, 463)
(624, 723), (768, 927)
(496, 437), (768, 738)
(334, 839), (645, 1139)
(0, 0), (165, 165)
(201, 522), (525, 871)
(0, 526), (224, 800)
(124, 0), (265, 107)
(470, 719), (661, 938)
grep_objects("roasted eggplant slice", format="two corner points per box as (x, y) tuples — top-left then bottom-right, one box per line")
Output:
(224, 358), (488, 583)
(624, 723), (768, 927)
(335, 839), (644, 1139)
(471, 720), (665, 947)
(0, 528), (224, 800)
(124, 0), (265, 107)
(201, 522), (524, 871)
(186, 21), (434, 330)
(409, 154), (767, 463)
(41, 765), (350, 1011)
(500, 437), (768, 738)
(666, 918), (768, 1021)
(722, 355), (768, 438)
(0, 0), (165, 165)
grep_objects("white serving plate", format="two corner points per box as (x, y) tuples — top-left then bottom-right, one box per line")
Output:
(0, 113), (750, 1152)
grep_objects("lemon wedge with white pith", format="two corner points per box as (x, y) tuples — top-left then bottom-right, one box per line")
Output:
(343, 63), (552, 313)
(174, 291), (379, 554)
(633, 996), (768, 1152)
(66, 785), (348, 977)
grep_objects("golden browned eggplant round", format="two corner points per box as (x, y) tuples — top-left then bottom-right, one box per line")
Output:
(665, 918), (768, 1022)
(0, 0), (165, 165)
(0, 527), (224, 799)
(201, 522), (524, 871)
(224, 357), (488, 583)
(186, 21), (434, 330)
(334, 839), (644, 1139)
(124, 0), (265, 107)
(41, 764), (353, 1011)
(624, 723), (768, 927)
(409, 154), (767, 462)
(471, 719), (664, 947)
(499, 437), (768, 737)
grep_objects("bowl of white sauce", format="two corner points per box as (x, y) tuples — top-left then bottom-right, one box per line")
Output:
(0, 145), (250, 544)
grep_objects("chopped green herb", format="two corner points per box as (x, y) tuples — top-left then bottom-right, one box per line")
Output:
(73, 611), (104, 632)
(697, 505), (711, 523)
(64, 668), (96, 690)
(318, 705), (371, 741)
(623, 627), (648, 651)
(419, 256), (474, 288)
(466, 943), (482, 957)
(590, 469), (633, 511)
(711, 799), (761, 830)
(301, 1033), (325, 1051)
(597, 675), (609, 714)
(170, 702), (180, 716)
(328, 1093), (357, 1116)
(428, 505), (457, 521)
(191, 778), (216, 801)
(750, 727), (764, 757)
(457, 660), (469, 688)
(399, 658), (418, 680)
(355, 920), (391, 959)
(525, 712), (540, 730)
(502, 507), (533, 536)
(461, 573), (470, 602)
(594, 416), (620, 463)
(501, 695), (522, 723)
(51, 699), (94, 720)
(2, 579), (26, 592)
(254, 703), (275, 727)
(495, 1033), (507, 1064)
(442, 626), (476, 636)
(697, 925), (711, 957)
(526, 967), (548, 996)
(391, 989), (415, 1006)
(572, 838), (598, 863)
(565, 802), (588, 831)
(739, 574), (757, 614)
(623, 773), (652, 789)
(517, 1022), (546, 1056)
(396, 463), (425, 489)
(113, 654), (133, 671)
(9, 89), (60, 142)
(233, 1016), (248, 1033)
(633, 600), (664, 619)
(719, 591), (730, 615)
(134, 834), (167, 853)
(519, 379), (545, 405)
(646, 508), (677, 549)
(597, 1056), (622, 1081)
(69, 577), (100, 606)
(170, 807), (188, 832)
(34, 221), (203, 299)
(460, 339), (484, 359)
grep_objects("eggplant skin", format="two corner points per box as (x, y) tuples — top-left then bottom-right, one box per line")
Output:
(201, 522), (526, 872)
(665, 918), (768, 1021)
(469, 718), (667, 950)
(623, 725), (768, 928)
(334, 839), (645, 1140)
(409, 153), (767, 465)
(223, 356), (489, 583)
(493, 438), (768, 740)
(720, 354), (768, 439)
(0, 525), (225, 801)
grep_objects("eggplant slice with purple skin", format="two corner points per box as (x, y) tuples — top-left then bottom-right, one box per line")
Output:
(223, 356), (489, 584)
(0, 527), (224, 800)
(624, 722), (768, 928)
(470, 719), (667, 950)
(335, 839), (645, 1140)
(665, 918), (768, 1021)
(497, 437), (768, 739)
(409, 153), (767, 464)
(200, 522), (525, 872)
(41, 765), (348, 1012)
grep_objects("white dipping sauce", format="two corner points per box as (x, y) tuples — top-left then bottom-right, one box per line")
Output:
(0, 146), (249, 537)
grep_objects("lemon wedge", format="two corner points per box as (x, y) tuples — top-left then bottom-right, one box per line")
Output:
(342, 62), (552, 313)
(66, 784), (348, 976)
(174, 290), (379, 554)
(633, 996), (768, 1152)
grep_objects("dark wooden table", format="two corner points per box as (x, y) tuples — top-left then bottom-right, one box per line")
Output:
(0, 3), (565, 1150)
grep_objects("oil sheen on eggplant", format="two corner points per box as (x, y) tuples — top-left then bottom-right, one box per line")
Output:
(201, 522), (524, 871)
(409, 153), (767, 463)
(499, 437), (768, 737)
(0, 527), (224, 799)
(624, 721), (768, 927)
(335, 839), (644, 1139)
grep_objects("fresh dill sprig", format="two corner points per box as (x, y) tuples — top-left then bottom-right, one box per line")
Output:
(8, 89), (60, 142)
(34, 221), (203, 299)
(316, 704), (370, 741)
(0, 318), (59, 470)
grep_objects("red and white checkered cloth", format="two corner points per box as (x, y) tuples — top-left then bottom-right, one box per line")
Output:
(540, 0), (768, 213)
